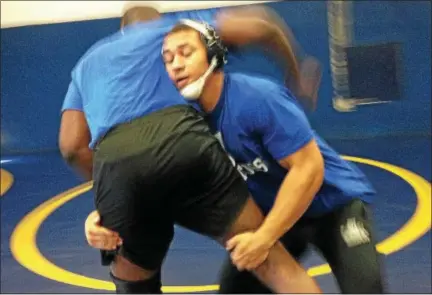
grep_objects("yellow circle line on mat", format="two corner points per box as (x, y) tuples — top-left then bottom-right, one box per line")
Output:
(1, 168), (14, 196)
(9, 156), (431, 292)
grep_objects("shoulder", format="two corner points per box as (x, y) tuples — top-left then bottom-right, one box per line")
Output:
(226, 73), (306, 128)
(227, 72), (297, 108)
(74, 19), (173, 67)
(72, 21), (171, 76)
(72, 32), (119, 76)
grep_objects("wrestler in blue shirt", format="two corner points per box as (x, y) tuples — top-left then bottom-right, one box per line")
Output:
(161, 21), (383, 293)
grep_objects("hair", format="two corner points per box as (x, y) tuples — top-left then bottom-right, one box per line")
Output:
(169, 24), (197, 35)
(166, 24), (204, 44)
(120, 5), (160, 28)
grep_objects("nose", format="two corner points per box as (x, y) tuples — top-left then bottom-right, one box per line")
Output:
(171, 55), (185, 71)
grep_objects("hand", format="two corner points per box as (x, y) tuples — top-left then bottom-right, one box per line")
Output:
(226, 231), (273, 271)
(84, 210), (122, 250)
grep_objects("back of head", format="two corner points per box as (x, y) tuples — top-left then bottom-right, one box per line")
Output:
(120, 4), (161, 28)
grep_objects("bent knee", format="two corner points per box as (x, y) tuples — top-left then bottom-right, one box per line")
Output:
(110, 268), (162, 294)
(111, 255), (158, 282)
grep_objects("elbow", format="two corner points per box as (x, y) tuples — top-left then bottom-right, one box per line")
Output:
(311, 156), (325, 189)
(252, 21), (279, 43)
(59, 139), (82, 165)
(59, 145), (78, 165)
(298, 153), (324, 193)
(316, 165), (325, 189)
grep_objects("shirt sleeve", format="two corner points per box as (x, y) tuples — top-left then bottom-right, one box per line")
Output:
(61, 79), (83, 113)
(250, 86), (314, 161)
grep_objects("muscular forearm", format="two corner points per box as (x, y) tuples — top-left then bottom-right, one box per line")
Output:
(256, 164), (323, 245)
(63, 147), (93, 181)
(264, 26), (300, 90)
(250, 8), (302, 87)
(216, 7), (300, 87)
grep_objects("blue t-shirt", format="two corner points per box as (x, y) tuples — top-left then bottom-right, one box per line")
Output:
(61, 9), (226, 149)
(208, 73), (375, 216)
(61, 18), (190, 148)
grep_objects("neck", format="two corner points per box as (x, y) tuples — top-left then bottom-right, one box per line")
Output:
(199, 71), (224, 113)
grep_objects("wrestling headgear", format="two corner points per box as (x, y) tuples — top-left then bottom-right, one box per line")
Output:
(175, 19), (228, 100)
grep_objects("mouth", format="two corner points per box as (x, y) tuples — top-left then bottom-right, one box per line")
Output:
(175, 77), (189, 89)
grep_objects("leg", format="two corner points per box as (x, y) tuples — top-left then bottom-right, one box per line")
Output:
(93, 106), (230, 293)
(223, 200), (321, 293)
(93, 151), (175, 294)
(91, 109), (201, 293)
(176, 142), (322, 294)
(218, 226), (309, 294)
(313, 199), (385, 293)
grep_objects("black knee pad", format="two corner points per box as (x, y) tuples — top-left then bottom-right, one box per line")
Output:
(110, 271), (162, 294)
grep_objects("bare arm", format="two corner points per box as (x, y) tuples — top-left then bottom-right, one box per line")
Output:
(226, 139), (325, 270)
(215, 6), (300, 90)
(256, 139), (324, 245)
(59, 110), (93, 181)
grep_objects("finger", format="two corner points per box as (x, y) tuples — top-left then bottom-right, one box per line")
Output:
(87, 236), (119, 250)
(87, 236), (108, 245)
(87, 237), (106, 248)
(230, 243), (248, 261)
(102, 235), (121, 249)
(226, 235), (241, 251)
(237, 256), (256, 272)
(88, 210), (100, 223)
(87, 237), (97, 246)
(89, 227), (119, 238)
(244, 258), (262, 271)
(233, 244), (261, 262)
(88, 229), (111, 239)
(106, 239), (120, 250)
(103, 236), (117, 249)
(104, 241), (118, 250)
(231, 248), (249, 267)
(97, 241), (116, 250)
(232, 257), (249, 272)
(245, 253), (268, 271)
(92, 212), (100, 224)
(232, 258), (244, 272)
(233, 249), (265, 270)
(99, 227), (119, 237)
(89, 237), (118, 250)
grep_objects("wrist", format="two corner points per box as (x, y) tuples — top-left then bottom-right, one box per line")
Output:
(255, 226), (278, 248)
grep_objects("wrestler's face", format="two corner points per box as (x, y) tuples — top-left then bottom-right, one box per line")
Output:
(163, 29), (210, 90)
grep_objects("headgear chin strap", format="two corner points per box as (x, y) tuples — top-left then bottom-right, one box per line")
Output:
(181, 57), (219, 100)
(176, 19), (228, 100)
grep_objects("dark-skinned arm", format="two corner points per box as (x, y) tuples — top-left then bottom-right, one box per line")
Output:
(215, 6), (300, 91)
(59, 110), (93, 181)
